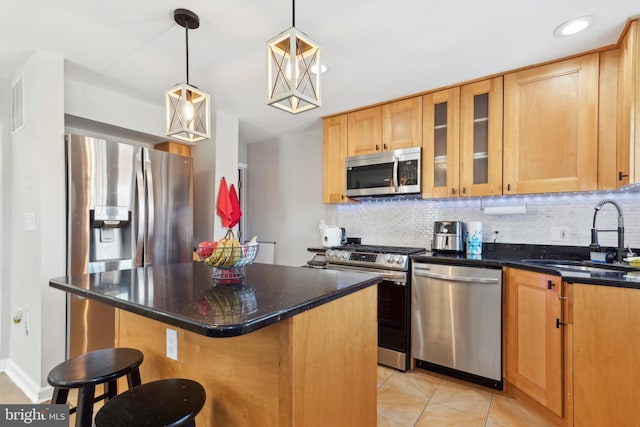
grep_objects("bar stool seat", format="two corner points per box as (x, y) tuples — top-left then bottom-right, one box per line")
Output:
(94, 378), (206, 427)
(47, 347), (143, 427)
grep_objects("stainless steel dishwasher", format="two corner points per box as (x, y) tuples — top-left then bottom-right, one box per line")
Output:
(411, 262), (503, 389)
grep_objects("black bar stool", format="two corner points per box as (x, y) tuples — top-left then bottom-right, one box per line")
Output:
(94, 378), (206, 427)
(47, 347), (143, 427)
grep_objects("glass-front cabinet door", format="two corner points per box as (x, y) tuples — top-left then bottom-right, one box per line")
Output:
(422, 87), (460, 198)
(459, 77), (503, 196)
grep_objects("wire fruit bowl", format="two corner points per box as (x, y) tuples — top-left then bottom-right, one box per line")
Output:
(199, 242), (258, 279)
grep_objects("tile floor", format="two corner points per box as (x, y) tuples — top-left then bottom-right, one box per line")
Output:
(376, 366), (555, 427)
(1, 368), (554, 426)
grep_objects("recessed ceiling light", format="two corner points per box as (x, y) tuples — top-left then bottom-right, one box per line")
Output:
(553, 16), (593, 37)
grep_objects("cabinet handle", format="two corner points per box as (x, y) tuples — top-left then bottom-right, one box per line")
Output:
(375, 145), (380, 151)
(619, 171), (629, 181)
(451, 187), (456, 195)
(383, 144), (388, 150)
(547, 280), (555, 290)
(462, 187), (466, 195)
(507, 183), (511, 192)
(558, 295), (568, 300)
(556, 318), (567, 328)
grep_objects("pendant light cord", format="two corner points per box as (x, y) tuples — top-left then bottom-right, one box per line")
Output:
(292, 0), (295, 27)
(185, 25), (190, 85)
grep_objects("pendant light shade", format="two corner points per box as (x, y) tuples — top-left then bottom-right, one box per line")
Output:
(267, 1), (321, 114)
(166, 9), (210, 144)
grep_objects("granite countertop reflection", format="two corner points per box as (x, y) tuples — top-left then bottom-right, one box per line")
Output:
(49, 262), (381, 337)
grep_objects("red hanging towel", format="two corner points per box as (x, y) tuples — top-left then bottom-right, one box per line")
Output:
(229, 184), (242, 227)
(216, 177), (233, 228)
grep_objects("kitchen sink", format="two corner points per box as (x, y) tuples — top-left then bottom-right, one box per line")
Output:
(520, 259), (639, 274)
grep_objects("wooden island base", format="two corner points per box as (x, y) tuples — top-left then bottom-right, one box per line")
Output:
(115, 286), (377, 427)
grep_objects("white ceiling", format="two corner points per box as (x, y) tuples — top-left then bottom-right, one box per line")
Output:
(1, 1), (638, 144)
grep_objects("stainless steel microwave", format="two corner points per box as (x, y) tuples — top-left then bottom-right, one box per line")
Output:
(345, 147), (421, 198)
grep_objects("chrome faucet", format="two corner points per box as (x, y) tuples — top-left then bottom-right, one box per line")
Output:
(589, 199), (625, 263)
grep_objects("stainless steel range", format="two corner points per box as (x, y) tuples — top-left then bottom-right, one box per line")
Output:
(325, 244), (426, 371)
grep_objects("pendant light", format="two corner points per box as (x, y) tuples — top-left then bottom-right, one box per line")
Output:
(166, 8), (210, 144)
(266, 0), (321, 114)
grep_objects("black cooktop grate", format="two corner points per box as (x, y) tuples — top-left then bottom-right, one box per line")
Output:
(333, 244), (426, 255)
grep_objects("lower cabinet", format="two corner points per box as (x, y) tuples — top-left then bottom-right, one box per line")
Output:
(572, 283), (640, 426)
(504, 267), (565, 418)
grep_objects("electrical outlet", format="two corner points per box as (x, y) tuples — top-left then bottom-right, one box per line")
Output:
(491, 227), (509, 242)
(550, 226), (570, 242)
(166, 328), (178, 360)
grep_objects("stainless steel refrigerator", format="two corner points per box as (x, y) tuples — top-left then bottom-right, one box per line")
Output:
(65, 134), (193, 358)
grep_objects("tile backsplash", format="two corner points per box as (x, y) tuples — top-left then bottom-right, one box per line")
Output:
(337, 189), (640, 251)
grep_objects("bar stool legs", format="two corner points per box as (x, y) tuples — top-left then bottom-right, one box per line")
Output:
(47, 348), (144, 427)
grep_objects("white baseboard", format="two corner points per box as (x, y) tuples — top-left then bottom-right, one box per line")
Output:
(3, 359), (53, 403)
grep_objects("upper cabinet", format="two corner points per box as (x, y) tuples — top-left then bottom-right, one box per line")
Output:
(422, 77), (503, 198)
(503, 54), (599, 194)
(459, 77), (503, 196)
(347, 107), (382, 156)
(422, 87), (460, 198)
(348, 98), (422, 156)
(382, 97), (423, 151)
(617, 20), (640, 186)
(323, 115), (348, 203)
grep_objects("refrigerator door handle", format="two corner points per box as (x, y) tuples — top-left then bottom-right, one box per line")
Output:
(144, 148), (155, 266)
(135, 149), (145, 267)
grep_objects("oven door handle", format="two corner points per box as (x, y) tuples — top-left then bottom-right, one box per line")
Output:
(413, 269), (499, 284)
(327, 264), (406, 282)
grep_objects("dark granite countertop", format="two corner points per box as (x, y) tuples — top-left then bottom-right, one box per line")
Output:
(49, 262), (381, 337)
(411, 243), (640, 289)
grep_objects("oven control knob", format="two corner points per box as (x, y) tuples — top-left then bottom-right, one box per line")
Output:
(395, 256), (404, 264)
(341, 251), (350, 260)
(385, 254), (394, 263)
(326, 250), (333, 258)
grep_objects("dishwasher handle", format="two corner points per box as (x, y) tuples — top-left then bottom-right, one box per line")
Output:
(413, 268), (499, 284)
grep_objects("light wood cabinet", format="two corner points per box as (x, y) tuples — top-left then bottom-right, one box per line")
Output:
(323, 115), (348, 203)
(423, 78), (503, 198)
(572, 283), (640, 426)
(382, 97), (422, 151)
(503, 54), (599, 194)
(598, 48), (620, 190)
(617, 19), (640, 186)
(155, 141), (191, 157)
(422, 87), (460, 198)
(347, 107), (382, 156)
(505, 267), (564, 417)
(347, 98), (422, 157)
(459, 77), (503, 196)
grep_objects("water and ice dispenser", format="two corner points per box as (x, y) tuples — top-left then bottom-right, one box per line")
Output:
(89, 205), (132, 265)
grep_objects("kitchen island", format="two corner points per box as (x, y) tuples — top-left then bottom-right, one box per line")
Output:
(50, 262), (381, 427)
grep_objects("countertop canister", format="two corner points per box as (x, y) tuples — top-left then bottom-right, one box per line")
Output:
(467, 222), (483, 255)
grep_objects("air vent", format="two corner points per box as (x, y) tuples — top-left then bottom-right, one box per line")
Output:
(11, 74), (24, 134)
